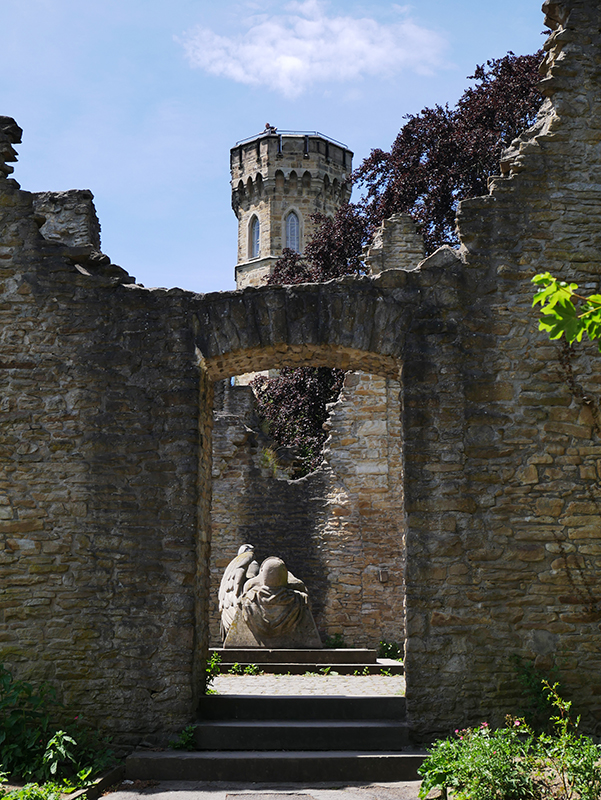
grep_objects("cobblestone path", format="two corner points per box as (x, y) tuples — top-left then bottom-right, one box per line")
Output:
(211, 673), (406, 696)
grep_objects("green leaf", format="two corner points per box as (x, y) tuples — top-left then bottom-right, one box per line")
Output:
(532, 271), (554, 286)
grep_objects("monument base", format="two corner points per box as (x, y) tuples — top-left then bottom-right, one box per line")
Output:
(223, 606), (322, 649)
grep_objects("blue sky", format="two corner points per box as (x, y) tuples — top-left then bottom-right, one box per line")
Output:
(3, 1), (545, 293)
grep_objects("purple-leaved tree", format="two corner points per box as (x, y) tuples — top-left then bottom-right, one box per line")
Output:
(253, 51), (544, 477)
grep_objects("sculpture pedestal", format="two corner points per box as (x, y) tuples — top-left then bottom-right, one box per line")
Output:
(223, 606), (322, 649)
(208, 646), (405, 675)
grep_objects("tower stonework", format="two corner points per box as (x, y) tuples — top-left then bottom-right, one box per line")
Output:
(231, 130), (352, 289)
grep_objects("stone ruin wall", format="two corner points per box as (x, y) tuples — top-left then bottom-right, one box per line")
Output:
(1, 0), (601, 746)
(320, 372), (405, 646)
(404, 0), (601, 736)
(0, 158), (213, 744)
(209, 371), (405, 649)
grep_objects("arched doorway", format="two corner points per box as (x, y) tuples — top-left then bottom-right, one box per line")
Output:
(191, 277), (412, 702)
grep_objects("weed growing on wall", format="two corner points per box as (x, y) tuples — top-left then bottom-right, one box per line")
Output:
(204, 651), (222, 695)
(533, 272), (601, 459)
(418, 682), (601, 800)
(205, 652), (221, 684)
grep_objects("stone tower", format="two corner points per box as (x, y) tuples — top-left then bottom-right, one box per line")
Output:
(231, 128), (353, 289)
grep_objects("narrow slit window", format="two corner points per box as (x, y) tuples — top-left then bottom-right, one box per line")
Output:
(285, 212), (300, 252)
(250, 216), (260, 258)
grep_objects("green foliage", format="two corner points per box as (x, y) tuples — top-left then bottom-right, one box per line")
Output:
(0, 664), (113, 785)
(228, 662), (244, 675)
(532, 272), (601, 349)
(324, 633), (347, 649)
(169, 724), (196, 752)
(205, 652), (221, 689)
(56, 721), (113, 785)
(534, 683), (601, 800)
(243, 664), (262, 676)
(258, 447), (280, 477)
(0, 783), (63, 800)
(419, 720), (536, 800)
(41, 731), (76, 780)
(378, 640), (403, 660)
(0, 664), (57, 780)
(418, 682), (601, 800)
(511, 655), (558, 731)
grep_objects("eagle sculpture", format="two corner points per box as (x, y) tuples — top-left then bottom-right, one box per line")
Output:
(218, 544), (259, 642)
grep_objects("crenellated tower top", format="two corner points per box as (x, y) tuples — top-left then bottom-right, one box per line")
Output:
(230, 127), (353, 288)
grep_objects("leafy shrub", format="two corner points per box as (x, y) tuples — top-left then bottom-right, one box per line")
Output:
(0, 664), (113, 785)
(324, 633), (347, 649)
(0, 782), (63, 800)
(419, 721), (536, 800)
(41, 731), (76, 781)
(418, 682), (601, 800)
(511, 654), (559, 731)
(378, 640), (403, 660)
(169, 724), (196, 752)
(0, 665), (57, 780)
(205, 652), (221, 686)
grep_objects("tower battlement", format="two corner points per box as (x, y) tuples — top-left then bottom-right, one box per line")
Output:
(230, 129), (353, 288)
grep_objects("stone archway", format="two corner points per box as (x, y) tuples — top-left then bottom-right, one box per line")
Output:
(192, 277), (411, 381)
(189, 275), (419, 710)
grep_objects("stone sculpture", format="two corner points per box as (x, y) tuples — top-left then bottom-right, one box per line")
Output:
(218, 544), (259, 641)
(219, 548), (322, 648)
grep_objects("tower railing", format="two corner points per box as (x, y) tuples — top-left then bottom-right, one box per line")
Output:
(235, 130), (348, 149)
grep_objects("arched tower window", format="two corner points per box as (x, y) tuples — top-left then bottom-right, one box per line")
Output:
(250, 216), (260, 258)
(285, 211), (300, 253)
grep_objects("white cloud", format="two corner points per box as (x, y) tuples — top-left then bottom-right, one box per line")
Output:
(180, 1), (447, 98)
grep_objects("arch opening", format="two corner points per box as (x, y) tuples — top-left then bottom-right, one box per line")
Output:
(285, 210), (300, 252)
(249, 215), (260, 259)
(203, 343), (401, 383)
(208, 353), (406, 660)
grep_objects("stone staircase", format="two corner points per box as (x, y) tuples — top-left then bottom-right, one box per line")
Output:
(126, 694), (425, 782)
(210, 647), (405, 675)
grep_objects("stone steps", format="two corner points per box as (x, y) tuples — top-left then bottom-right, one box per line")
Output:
(210, 648), (380, 664)
(197, 694), (406, 720)
(125, 695), (425, 783)
(193, 719), (411, 751)
(125, 750), (425, 782)
(210, 647), (404, 675)
(213, 661), (404, 675)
